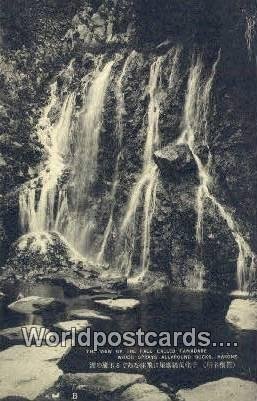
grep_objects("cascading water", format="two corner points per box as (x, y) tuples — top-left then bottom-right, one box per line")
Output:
(19, 57), (115, 258)
(178, 55), (255, 292)
(245, 14), (257, 59)
(19, 85), (75, 233)
(18, 43), (254, 292)
(120, 56), (163, 280)
(97, 51), (137, 263)
(58, 58), (115, 255)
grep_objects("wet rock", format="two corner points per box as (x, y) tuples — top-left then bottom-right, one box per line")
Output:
(53, 320), (91, 333)
(69, 308), (111, 321)
(4, 232), (98, 279)
(0, 342), (71, 400)
(3, 233), (125, 296)
(44, 272), (126, 297)
(8, 296), (65, 314)
(176, 378), (257, 401)
(119, 383), (172, 401)
(226, 299), (257, 331)
(94, 298), (140, 311)
(101, 276), (128, 291)
(153, 144), (197, 179)
(0, 291), (5, 299)
(0, 325), (49, 348)
(0, 155), (7, 167)
(131, 272), (170, 294)
(194, 144), (209, 165)
(59, 373), (145, 399)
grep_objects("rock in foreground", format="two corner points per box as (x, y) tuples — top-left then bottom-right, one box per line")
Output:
(176, 378), (257, 401)
(94, 298), (140, 311)
(69, 308), (111, 321)
(119, 383), (172, 401)
(59, 372), (145, 399)
(226, 299), (257, 331)
(8, 296), (64, 314)
(0, 342), (71, 400)
(53, 320), (91, 333)
(0, 291), (5, 300)
(0, 325), (49, 348)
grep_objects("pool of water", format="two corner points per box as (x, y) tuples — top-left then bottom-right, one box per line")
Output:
(0, 283), (256, 390)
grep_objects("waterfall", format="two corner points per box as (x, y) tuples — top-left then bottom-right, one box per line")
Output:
(19, 85), (75, 233)
(97, 51), (137, 263)
(245, 14), (257, 59)
(59, 59), (115, 255)
(20, 58), (115, 258)
(120, 56), (163, 280)
(178, 54), (255, 291)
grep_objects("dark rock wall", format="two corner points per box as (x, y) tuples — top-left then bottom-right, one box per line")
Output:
(1, 0), (257, 291)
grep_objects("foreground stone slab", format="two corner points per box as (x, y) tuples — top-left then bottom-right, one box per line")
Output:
(69, 308), (111, 321)
(0, 325), (49, 348)
(119, 383), (171, 401)
(94, 298), (140, 311)
(0, 342), (71, 400)
(8, 296), (65, 314)
(0, 291), (5, 299)
(176, 378), (257, 401)
(59, 373), (145, 398)
(226, 299), (257, 331)
(53, 320), (91, 332)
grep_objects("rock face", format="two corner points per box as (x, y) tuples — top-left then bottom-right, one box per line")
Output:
(0, 342), (71, 400)
(69, 308), (111, 321)
(66, 1), (136, 50)
(119, 383), (172, 401)
(176, 378), (257, 401)
(94, 298), (140, 311)
(59, 373), (146, 399)
(153, 144), (197, 179)
(226, 299), (257, 331)
(53, 320), (91, 333)
(1, 0), (257, 293)
(8, 296), (64, 314)
(0, 325), (49, 348)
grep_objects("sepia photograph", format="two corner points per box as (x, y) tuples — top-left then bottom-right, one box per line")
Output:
(0, 1), (257, 400)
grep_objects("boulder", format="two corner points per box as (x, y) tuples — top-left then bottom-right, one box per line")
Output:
(0, 342), (71, 400)
(153, 144), (197, 178)
(119, 383), (172, 401)
(176, 378), (257, 401)
(0, 325), (49, 348)
(226, 299), (257, 331)
(94, 298), (140, 311)
(129, 272), (170, 294)
(3, 232), (126, 296)
(4, 232), (99, 280)
(8, 296), (65, 314)
(59, 373), (145, 399)
(69, 308), (111, 321)
(53, 320), (91, 333)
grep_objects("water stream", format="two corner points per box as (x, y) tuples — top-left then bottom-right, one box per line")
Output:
(178, 55), (255, 292)
(19, 48), (255, 291)
(120, 56), (163, 280)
